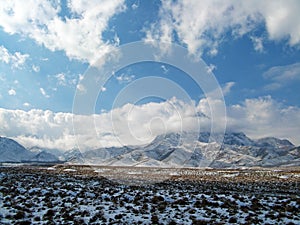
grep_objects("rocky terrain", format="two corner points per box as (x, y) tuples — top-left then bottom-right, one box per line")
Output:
(1, 132), (299, 168)
(0, 137), (61, 163)
(1, 131), (300, 224)
(64, 132), (300, 168)
(0, 165), (299, 224)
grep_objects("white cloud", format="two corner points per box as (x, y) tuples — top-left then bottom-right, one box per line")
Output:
(0, 0), (126, 64)
(206, 64), (217, 74)
(131, 3), (139, 10)
(0, 96), (299, 151)
(146, 0), (300, 56)
(204, 82), (235, 99)
(47, 72), (78, 88)
(116, 73), (135, 83)
(39, 87), (50, 98)
(8, 89), (16, 96)
(0, 108), (76, 150)
(161, 65), (169, 74)
(55, 73), (66, 86)
(100, 86), (107, 92)
(76, 83), (86, 93)
(104, 97), (202, 146)
(261, 0), (300, 46)
(226, 96), (300, 145)
(32, 64), (40, 72)
(263, 62), (300, 90)
(222, 82), (235, 96)
(0, 45), (29, 69)
(78, 74), (84, 81)
(250, 36), (264, 53)
(0, 98), (202, 150)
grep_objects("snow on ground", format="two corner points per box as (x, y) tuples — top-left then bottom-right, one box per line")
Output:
(0, 166), (299, 224)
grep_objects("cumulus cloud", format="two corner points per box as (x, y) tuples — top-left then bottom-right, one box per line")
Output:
(263, 62), (300, 90)
(0, 98), (203, 150)
(227, 96), (300, 145)
(8, 89), (16, 96)
(0, 96), (299, 151)
(0, 108), (76, 150)
(103, 97), (202, 146)
(194, 95), (300, 145)
(250, 36), (264, 53)
(146, 0), (300, 56)
(0, 45), (29, 69)
(0, 0), (126, 64)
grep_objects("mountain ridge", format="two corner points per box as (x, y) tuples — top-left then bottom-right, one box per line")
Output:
(0, 137), (61, 163)
(67, 132), (299, 168)
(0, 133), (299, 168)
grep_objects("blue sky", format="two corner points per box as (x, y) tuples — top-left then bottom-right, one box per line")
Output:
(0, 0), (300, 150)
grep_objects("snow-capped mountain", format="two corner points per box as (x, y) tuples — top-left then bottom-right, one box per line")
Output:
(29, 146), (64, 158)
(0, 137), (34, 162)
(0, 137), (61, 163)
(68, 132), (299, 168)
(29, 151), (60, 162)
(255, 137), (294, 149)
(198, 132), (255, 146)
(1, 133), (299, 168)
(63, 148), (84, 164)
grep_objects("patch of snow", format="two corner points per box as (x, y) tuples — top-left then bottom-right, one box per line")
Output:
(47, 167), (56, 170)
(63, 169), (77, 172)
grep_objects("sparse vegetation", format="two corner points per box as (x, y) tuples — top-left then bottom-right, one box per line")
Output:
(0, 165), (299, 224)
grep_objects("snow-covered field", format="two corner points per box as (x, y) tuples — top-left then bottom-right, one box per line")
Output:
(0, 165), (299, 224)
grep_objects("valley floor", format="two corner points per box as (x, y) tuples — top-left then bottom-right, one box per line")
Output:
(0, 165), (299, 224)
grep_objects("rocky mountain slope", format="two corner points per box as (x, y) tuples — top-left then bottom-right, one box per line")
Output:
(1, 133), (299, 168)
(66, 132), (299, 168)
(0, 137), (34, 162)
(0, 137), (60, 163)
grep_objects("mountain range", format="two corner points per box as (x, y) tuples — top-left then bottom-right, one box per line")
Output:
(0, 132), (299, 168)
(0, 137), (60, 163)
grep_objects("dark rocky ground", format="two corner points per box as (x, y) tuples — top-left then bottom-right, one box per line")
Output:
(0, 165), (299, 224)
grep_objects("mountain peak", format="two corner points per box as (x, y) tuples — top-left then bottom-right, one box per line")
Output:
(222, 132), (254, 146)
(0, 137), (34, 162)
(0, 137), (60, 163)
(256, 137), (294, 149)
(197, 131), (253, 146)
(1, 133), (298, 168)
(30, 151), (60, 162)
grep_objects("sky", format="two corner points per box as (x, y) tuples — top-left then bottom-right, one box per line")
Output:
(0, 0), (300, 151)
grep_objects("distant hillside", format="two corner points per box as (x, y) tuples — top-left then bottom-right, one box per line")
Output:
(0, 137), (60, 163)
(1, 133), (299, 168)
(65, 132), (300, 168)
